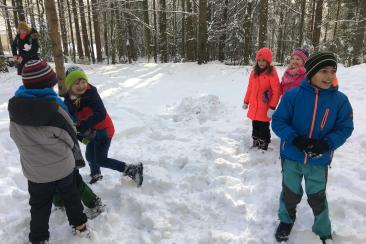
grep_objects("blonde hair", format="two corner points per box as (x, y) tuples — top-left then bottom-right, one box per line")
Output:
(17, 22), (31, 34)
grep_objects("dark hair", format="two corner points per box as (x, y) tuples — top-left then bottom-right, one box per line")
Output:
(253, 61), (273, 77)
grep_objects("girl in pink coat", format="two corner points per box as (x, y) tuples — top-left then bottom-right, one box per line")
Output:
(280, 48), (309, 95)
(243, 47), (281, 150)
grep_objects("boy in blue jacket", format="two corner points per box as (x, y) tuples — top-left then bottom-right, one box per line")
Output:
(272, 52), (353, 243)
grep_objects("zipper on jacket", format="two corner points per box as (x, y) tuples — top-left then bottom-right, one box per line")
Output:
(320, 108), (330, 129)
(304, 88), (319, 165)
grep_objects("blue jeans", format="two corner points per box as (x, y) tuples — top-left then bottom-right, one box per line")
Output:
(85, 129), (126, 176)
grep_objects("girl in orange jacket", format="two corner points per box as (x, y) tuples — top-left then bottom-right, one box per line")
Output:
(243, 47), (281, 150)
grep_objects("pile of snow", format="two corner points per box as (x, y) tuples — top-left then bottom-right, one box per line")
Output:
(161, 94), (225, 123)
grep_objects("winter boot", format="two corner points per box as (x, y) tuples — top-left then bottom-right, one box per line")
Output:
(72, 224), (90, 239)
(31, 241), (49, 244)
(84, 197), (106, 219)
(89, 174), (103, 184)
(275, 222), (294, 242)
(251, 136), (260, 148)
(124, 162), (143, 187)
(320, 235), (333, 244)
(258, 139), (269, 151)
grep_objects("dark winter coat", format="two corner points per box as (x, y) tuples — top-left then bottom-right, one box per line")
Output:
(11, 28), (39, 61)
(64, 84), (115, 138)
(272, 79), (354, 166)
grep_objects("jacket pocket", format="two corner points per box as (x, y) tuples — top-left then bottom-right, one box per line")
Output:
(320, 108), (330, 130)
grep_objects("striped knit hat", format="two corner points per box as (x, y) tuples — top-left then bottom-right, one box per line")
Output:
(305, 52), (337, 79)
(291, 48), (309, 63)
(21, 59), (57, 89)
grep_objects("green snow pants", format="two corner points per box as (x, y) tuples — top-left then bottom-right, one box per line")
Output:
(278, 158), (331, 238)
(53, 170), (97, 209)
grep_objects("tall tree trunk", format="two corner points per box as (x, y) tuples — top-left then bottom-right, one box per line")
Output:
(152, 0), (158, 62)
(298, 0), (306, 46)
(181, 0), (186, 60)
(197, 0), (207, 64)
(91, 0), (102, 62)
(218, 0), (228, 62)
(308, 0), (316, 41)
(12, 0), (19, 28)
(333, 0), (341, 40)
(312, 0), (323, 51)
(79, 0), (90, 61)
(86, 0), (95, 63)
(352, 0), (366, 65)
(57, 0), (69, 57)
(159, 0), (168, 62)
(103, 7), (109, 63)
(3, 0), (14, 44)
(110, 2), (116, 64)
(258, 0), (268, 48)
(186, 0), (195, 61)
(27, 0), (36, 27)
(243, 1), (253, 64)
(276, 8), (284, 63)
(0, 34), (9, 73)
(66, 0), (76, 62)
(16, 0), (25, 21)
(44, 0), (66, 95)
(71, 0), (84, 59)
(143, 0), (151, 61)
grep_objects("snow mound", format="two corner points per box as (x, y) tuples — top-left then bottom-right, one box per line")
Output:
(161, 95), (225, 123)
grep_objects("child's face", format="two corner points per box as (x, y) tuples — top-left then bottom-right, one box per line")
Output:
(310, 66), (337, 90)
(70, 79), (88, 95)
(290, 55), (304, 68)
(257, 58), (269, 69)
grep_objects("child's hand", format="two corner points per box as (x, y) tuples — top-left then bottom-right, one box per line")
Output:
(267, 109), (275, 118)
(242, 104), (248, 110)
(305, 139), (329, 158)
(292, 136), (311, 151)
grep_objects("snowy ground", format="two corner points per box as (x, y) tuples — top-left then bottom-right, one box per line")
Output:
(0, 62), (365, 244)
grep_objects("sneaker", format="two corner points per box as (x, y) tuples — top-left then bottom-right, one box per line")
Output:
(320, 235), (333, 244)
(73, 224), (91, 239)
(89, 174), (103, 184)
(275, 222), (294, 242)
(84, 197), (106, 219)
(124, 162), (143, 187)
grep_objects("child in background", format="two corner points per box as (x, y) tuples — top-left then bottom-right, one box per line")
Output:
(64, 66), (143, 185)
(280, 48), (309, 95)
(243, 47), (281, 150)
(272, 52), (353, 243)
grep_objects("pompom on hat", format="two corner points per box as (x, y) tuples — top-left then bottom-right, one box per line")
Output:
(256, 47), (273, 64)
(65, 66), (88, 90)
(21, 59), (57, 89)
(291, 48), (309, 63)
(305, 52), (337, 79)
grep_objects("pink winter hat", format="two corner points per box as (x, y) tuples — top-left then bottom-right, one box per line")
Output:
(291, 48), (309, 63)
(256, 47), (273, 64)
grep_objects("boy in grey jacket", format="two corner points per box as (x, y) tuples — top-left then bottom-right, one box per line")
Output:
(8, 60), (89, 244)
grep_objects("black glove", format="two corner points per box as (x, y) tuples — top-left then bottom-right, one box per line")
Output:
(292, 135), (311, 152)
(305, 139), (329, 158)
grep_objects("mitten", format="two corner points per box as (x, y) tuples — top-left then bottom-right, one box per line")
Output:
(305, 139), (329, 158)
(242, 104), (248, 110)
(267, 109), (275, 118)
(292, 135), (311, 152)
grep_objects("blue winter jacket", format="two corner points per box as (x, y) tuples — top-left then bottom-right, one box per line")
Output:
(272, 79), (353, 166)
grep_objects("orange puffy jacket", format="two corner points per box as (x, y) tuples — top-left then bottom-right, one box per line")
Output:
(243, 67), (281, 122)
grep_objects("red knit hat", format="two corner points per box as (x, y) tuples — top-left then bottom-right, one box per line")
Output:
(256, 47), (273, 64)
(22, 59), (57, 89)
